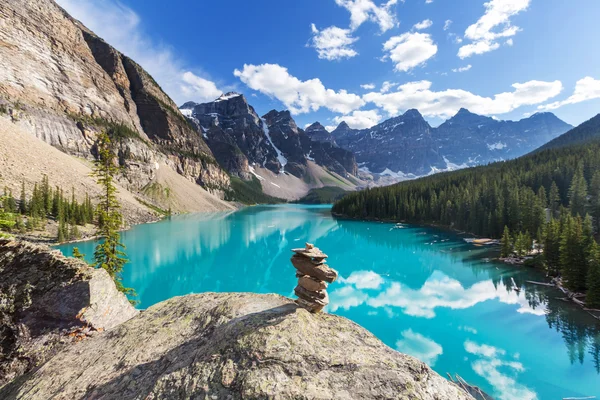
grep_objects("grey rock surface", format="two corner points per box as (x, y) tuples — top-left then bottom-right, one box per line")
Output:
(0, 239), (137, 387)
(1, 292), (472, 399)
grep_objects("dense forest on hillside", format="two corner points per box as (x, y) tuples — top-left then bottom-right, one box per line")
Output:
(536, 114), (600, 152)
(332, 116), (600, 307)
(0, 176), (94, 241)
(297, 187), (348, 204)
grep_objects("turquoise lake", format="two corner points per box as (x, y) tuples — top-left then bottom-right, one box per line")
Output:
(56, 204), (600, 400)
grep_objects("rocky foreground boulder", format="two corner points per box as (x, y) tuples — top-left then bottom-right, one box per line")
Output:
(1, 292), (472, 399)
(0, 240), (472, 399)
(0, 239), (137, 387)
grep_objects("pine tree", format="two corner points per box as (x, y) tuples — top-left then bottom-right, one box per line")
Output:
(549, 181), (561, 217)
(92, 132), (131, 296)
(544, 219), (561, 275)
(501, 226), (512, 258)
(591, 171), (600, 231)
(568, 164), (588, 217)
(586, 241), (600, 309)
(72, 247), (85, 260)
(19, 181), (27, 214)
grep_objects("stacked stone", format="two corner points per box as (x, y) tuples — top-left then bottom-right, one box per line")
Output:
(291, 243), (338, 313)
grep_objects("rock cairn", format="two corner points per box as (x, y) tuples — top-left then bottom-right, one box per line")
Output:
(291, 243), (338, 313)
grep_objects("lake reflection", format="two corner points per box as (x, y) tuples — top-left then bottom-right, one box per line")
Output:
(57, 204), (600, 400)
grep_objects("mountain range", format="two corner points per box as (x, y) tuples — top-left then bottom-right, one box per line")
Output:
(181, 92), (573, 191)
(326, 108), (572, 180)
(179, 95), (362, 200)
(0, 0), (583, 209)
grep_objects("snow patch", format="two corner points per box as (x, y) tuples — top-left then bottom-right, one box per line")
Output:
(379, 168), (418, 181)
(248, 165), (265, 181)
(261, 118), (287, 173)
(215, 92), (242, 102)
(179, 108), (193, 117)
(443, 156), (469, 171)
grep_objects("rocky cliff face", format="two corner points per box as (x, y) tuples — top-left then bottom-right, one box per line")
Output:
(305, 122), (337, 145)
(330, 108), (572, 179)
(1, 291), (473, 399)
(0, 0), (230, 198)
(181, 96), (359, 182)
(0, 239), (137, 387)
(180, 93), (282, 179)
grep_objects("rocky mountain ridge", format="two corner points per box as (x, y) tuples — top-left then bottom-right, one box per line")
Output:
(180, 94), (361, 199)
(0, 0), (231, 213)
(324, 108), (573, 181)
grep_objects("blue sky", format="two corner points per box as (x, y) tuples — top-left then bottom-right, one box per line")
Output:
(58, 0), (600, 130)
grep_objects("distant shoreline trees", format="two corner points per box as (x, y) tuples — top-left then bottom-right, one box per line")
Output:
(333, 141), (600, 308)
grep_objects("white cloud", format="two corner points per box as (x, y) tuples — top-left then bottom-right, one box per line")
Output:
(234, 63), (365, 114)
(310, 24), (359, 60)
(180, 72), (222, 101)
(425, 0), (434, 3)
(396, 329), (443, 366)
(458, 0), (530, 58)
(465, 340), (537, 400)
(452, 64), (472, 73)
(329, 270), (548, 318)
(330, 110), (382, 129)
(334, 0), (399, 32)
(444, 19), (452, 30)
(380, 81), (398, 93)
(506, 38), (514, 46)
(360, 83), (376, 90)
(382, 32), (438, 72)
(364, 79), (562, 117)
(538, 76), (600, 111)
(339, 270), (385, 289)
(465, 340), (505, 358)
(413, 19), (433, 30)
(458, 40), (500, 58)
(55, 0), (222, 105)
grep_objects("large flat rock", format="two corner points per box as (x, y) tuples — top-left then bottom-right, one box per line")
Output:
(2, 292), (472, 399)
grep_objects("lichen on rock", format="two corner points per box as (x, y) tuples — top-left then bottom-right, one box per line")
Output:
(1, 291), (472, 399)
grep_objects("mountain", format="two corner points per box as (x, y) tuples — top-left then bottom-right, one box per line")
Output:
(534, 113), (600, 152)
(435, 109), (573, 165)
(0, 0), (232, 215)
(332, 109), (446, 177)
(305, 122), (337, 145)
(180, 96), (362, 200)
(332, 112), (600, 237)
(323, 109), (572, 182)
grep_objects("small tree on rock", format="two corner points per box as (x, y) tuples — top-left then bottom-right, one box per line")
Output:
(92, 132), (133, 297)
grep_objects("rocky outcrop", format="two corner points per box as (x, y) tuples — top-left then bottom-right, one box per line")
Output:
(1, 291), (472, 399)
(305, 122), (337, 145)
(263, 110), (358, 179)
(0, 239), (137, 387)
(0, 0), (231, 198)
(180, 93), (282, 178)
